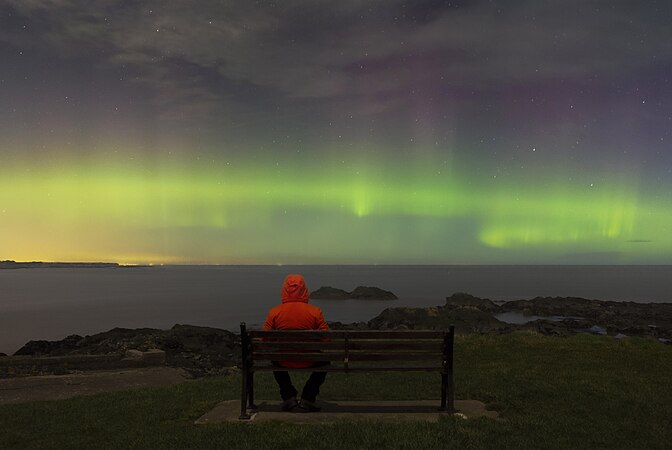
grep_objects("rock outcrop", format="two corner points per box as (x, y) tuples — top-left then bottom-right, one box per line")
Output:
(14, 324), (239, 377)
(501, 296), (672, 338)
(445, 292), (501, 312)
(370, 293), (672, 340)
(368, 305), (509, 334)
(310, 286), (350, 299)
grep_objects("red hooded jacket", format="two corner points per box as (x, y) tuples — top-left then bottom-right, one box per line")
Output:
(263, 274), (329, 368)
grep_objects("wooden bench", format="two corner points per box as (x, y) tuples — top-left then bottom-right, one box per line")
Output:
(239, 322), (455, 419)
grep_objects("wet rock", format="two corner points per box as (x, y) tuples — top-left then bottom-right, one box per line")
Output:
(446, 307), (510, 334)
(503, 296), (596, 316)
(445, 293), (500, 313)
(586, 325), (607, 336)
(160, 324), (239, 376)
(500, 296), (672, 339)
(366, 293), (672, 340)
(14, 334), (84, 356)
(368, 305), (508, 334)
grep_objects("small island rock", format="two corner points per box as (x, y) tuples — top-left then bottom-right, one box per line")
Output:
(350, 286), (398, 300)
(310, 286), (398, 300)
(310, 286), (351, 299)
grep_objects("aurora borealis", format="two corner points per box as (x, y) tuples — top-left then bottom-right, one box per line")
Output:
(1, 1), (671, 264)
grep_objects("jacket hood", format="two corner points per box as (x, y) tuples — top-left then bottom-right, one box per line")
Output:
(281, 274), (310, 303)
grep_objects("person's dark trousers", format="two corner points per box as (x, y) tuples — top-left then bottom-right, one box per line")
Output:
(272, 370), (298, 401)
(272, 362), (328, 402)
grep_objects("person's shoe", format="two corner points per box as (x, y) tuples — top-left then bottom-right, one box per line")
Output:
(280, 397), (299, 412)
(299, 399), (321, 412)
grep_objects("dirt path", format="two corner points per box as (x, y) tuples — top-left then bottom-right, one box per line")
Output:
(0, 367), (190, 405)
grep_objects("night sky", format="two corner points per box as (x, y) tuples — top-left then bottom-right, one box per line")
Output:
(1, 1), (671, 264)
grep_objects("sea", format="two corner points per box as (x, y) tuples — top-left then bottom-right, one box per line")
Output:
(1, 265), (670, 355)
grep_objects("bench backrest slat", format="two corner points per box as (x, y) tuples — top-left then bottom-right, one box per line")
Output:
(251, 352), (345, 362)
(250, 330), (445, 340)
(247, 329), (448, 365)
(252, 340), (443, 352)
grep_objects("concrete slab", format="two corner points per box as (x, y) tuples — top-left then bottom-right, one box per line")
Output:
(195, 399), (499, 425)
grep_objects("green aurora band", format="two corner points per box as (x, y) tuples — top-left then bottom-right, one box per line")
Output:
(2, 154), (670, 264)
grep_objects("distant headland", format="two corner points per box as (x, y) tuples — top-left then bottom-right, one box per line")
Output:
(0, 260), (146, 269)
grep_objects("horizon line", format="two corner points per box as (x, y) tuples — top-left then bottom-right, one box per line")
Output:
(2, 260), (671, 267)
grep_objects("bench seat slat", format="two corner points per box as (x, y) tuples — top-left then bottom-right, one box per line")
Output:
(347, 352), (443, 361)
(252, 341), (443, 351)
(252, 364), (444, 372)
(250, 330), (445, 339)
(252, 352), (443, 362)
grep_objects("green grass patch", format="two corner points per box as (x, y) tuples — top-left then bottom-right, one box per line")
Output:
(1, 333), (670, 449)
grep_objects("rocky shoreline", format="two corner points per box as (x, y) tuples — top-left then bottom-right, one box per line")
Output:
(363, 293), (672, 341)
(3, 325), (239, 378)
(3, 293), (670, 378)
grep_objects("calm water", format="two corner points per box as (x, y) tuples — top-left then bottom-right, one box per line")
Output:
(1, 265), (670, 354)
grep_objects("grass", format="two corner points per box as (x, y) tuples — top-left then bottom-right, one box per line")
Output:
(1, 332), (670, 449)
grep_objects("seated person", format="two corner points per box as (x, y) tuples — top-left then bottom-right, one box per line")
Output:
(263, 274), (329, 412)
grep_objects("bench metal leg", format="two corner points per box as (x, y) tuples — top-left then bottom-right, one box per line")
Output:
(440, 373), (447, 411)
(248, 371), (258, 412)
(239, 322), (252, 420)
(440, 372), (455, 413)
(447, 370), (455, 413)
(239, 369), (251, 420)
(440, 325), (456, 413)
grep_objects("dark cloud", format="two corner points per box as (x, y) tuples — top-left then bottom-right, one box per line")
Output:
(1, 0), (671, 158)
(5, 1), (671, 119)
